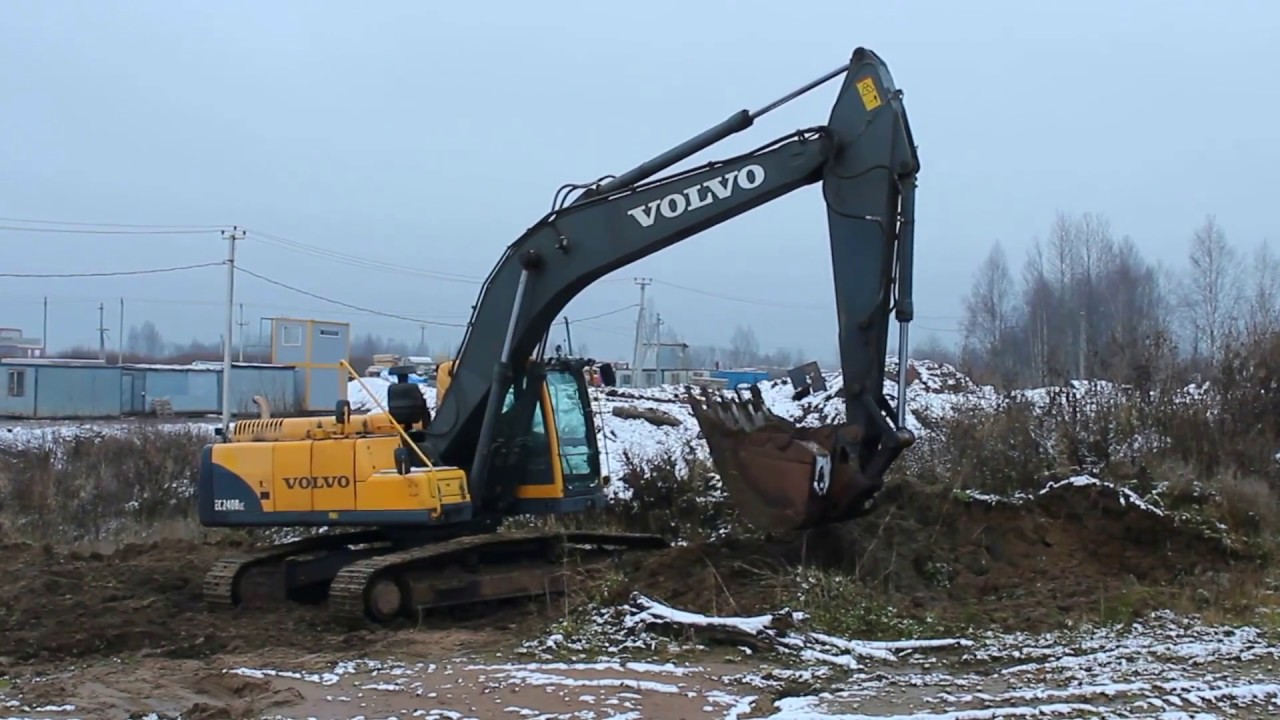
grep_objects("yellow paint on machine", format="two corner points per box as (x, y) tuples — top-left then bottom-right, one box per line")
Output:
(214, 355), (587, 515)
(856, 77), (882, 111)
(272, 441), (313, 511)
(311, 440), (355, 511)
(215, 441), (276, 512)
(210, 438), (471, 518)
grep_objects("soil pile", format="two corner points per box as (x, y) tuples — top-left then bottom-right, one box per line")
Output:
(618, 479), (1262, 633)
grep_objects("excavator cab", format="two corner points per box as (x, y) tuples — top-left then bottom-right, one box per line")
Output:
(436, 357), (607, 515)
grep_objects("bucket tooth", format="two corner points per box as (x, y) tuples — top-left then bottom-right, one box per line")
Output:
(687, 385), (880, 533)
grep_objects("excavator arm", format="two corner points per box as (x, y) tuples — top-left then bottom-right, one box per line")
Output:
(425, 47), (920, 529)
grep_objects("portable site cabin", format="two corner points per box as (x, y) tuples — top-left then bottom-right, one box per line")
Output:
(268, 317), (351, 413)
(121, 362), (299, 416)
(0, 359), (121, 418)
(1, 358), (300, 419)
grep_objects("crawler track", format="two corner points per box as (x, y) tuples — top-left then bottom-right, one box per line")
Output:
(203, 529), (390, 609)
(204, 529), (669, 625)
(327, 529), (669, 625)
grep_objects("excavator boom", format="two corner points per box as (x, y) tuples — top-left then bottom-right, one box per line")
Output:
(425, 47), (919, 527)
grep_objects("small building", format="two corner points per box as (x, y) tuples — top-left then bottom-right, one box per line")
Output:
(1, 359), (301, 419)
(221, 362), (299, 417)
(122, 362), (301, 416)
(0, 328), (43, 359)
(268, 317), (350, 412)
(1, 359), (122, 419)
(121, 364), (221, 415)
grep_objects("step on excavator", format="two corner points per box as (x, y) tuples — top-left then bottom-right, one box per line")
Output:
(197, 46), (921, 625)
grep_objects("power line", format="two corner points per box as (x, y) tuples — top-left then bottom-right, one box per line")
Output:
(568, 303), (639, 324)
(649, 279), (964, 321)
(244, 227), (484, 284)
(650, 279), (824, 309)
(0, 216), (227, 230)
(573, 322), (633, 338)
(235, 265), (468, 327)
(0, 262), (223, 278)
(0, 224), (220, 235)
(0, 292), (474, 322)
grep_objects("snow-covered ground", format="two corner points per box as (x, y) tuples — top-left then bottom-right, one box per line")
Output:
(344, 359), (991, 480)
(4, 597), (1275, 719)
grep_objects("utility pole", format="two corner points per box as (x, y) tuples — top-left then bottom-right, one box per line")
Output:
(631, 277), (651, 375)
(41, 296), (47, 358)
(236, 303), (248, 362)
(417, 324), (427, 355)
(1077, 309), (1086, 380)
(654, 312), (664, 383)
(97, 303), (107, 361)
(118, 298), (124, 364)
(562, 316), (574, 355)
(221, 226), (244, 433)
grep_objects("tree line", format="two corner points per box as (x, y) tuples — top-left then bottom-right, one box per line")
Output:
(958, 210), (1277, 389)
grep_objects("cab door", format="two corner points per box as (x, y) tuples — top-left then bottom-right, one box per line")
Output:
(542, 369), (600, 496)
(489, 370), (556, 503)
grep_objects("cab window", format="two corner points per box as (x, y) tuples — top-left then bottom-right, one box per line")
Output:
(545, 370), (592, 478)
(501, 384), (546, 435)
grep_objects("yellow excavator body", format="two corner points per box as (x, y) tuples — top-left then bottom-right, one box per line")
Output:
(206, 357), (589, 527)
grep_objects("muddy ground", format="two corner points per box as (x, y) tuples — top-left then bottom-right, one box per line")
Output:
(0, 481), (1274, 718)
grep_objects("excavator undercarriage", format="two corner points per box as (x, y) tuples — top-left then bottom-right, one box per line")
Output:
(204, 527), (667, 625)
(198, 45), (920, 626)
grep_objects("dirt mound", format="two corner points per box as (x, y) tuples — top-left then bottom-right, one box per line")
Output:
(617, 479), (1261, 634)
(0, 536), (379, 666)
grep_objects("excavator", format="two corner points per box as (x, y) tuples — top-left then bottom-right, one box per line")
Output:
(197, 46), (920, 625)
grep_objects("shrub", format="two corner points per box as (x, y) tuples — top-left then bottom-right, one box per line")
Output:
(0, 426), (211, 544)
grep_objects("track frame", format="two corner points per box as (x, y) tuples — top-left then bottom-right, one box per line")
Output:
(203, 529), (669, 625)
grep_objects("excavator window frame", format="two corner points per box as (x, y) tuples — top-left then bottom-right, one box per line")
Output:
(542, 362), (602, 495)
(495, 361), (602, 496)
(544, 370), (594, 487)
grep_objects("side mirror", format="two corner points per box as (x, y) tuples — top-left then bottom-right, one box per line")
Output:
(334, 399), (352, 424)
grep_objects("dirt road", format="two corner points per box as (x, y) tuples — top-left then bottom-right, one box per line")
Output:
(4, 615), (1279, 719)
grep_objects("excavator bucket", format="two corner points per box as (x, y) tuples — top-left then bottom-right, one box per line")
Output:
(687, 383), (883, 534)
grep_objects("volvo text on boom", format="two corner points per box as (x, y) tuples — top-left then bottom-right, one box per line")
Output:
(625, 163), (767, 227)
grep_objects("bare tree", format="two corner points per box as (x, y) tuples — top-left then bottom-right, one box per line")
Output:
(727, 324), (760, 367)
(1244, 238), (1280, 340)
(1020, 240), (1056, 384)
(1093, 235), (1171, 383)
(1180, 214), (1242, 361)
(913, 332), (959, 366)
(961, 241), (1016, 385)
(126, 321), (167, 358)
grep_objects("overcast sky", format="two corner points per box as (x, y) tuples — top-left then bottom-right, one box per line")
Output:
(2, 0), (1277, 363)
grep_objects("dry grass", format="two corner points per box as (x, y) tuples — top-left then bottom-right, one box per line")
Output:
(0, 426), (263, 547)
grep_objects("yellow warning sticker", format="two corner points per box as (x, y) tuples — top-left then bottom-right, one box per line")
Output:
(856, 77), (882, 111)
